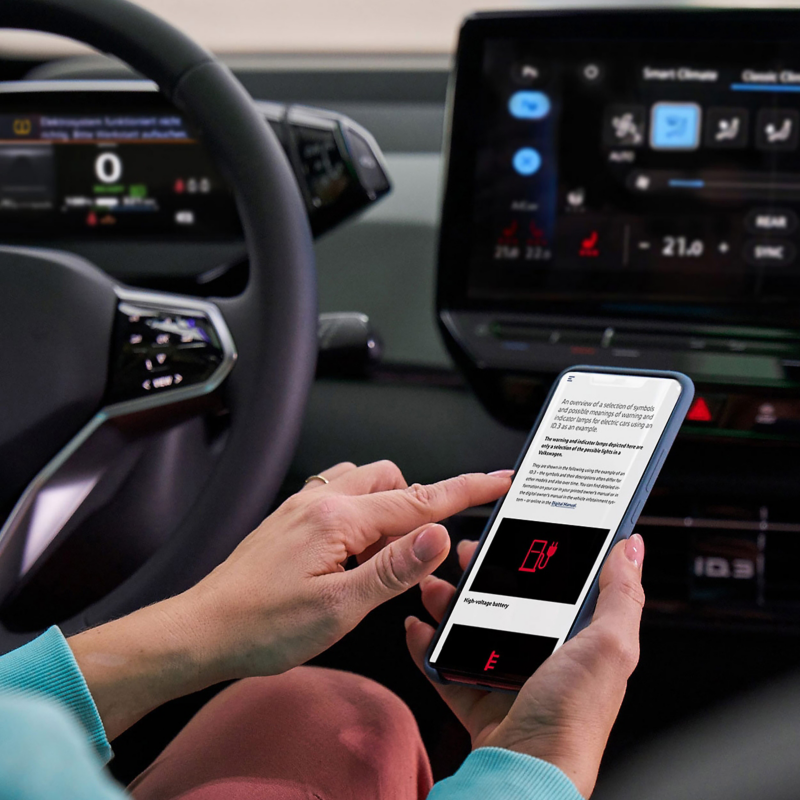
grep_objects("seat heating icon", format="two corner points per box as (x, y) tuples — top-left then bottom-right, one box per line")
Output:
(579, 230), (599, 257)
(714, 117), (740, 142)
(766, 118), (793, 144)
(519, 539), (558, 572)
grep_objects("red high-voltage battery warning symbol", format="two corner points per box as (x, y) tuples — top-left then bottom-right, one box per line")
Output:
(519, 539), (558, 572)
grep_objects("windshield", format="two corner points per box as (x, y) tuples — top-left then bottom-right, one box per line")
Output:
(5, 0), (800, 57)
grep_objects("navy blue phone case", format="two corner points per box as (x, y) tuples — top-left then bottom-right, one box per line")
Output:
(424, 365), (695, 691)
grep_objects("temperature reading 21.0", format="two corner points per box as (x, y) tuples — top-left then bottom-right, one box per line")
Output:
(661, 236), (704, 258)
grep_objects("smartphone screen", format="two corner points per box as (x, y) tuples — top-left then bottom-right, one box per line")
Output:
(427, 370), (685, 689)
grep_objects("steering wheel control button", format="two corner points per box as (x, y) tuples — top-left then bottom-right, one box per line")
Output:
(743, 240), (797, 267)
(650, 103), (702, 150)
(745, 208), (798, 235)
(152, 375), (176, 389)
(106, 293), (235, 406)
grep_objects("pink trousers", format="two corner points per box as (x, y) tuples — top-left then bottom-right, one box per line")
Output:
(128, 667), (434, 800)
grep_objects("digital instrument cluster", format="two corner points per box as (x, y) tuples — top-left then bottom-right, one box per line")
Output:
(0, 84), (389, 240)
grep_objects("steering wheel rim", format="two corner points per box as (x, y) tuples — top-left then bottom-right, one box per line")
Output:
(0, 0), (317, 648)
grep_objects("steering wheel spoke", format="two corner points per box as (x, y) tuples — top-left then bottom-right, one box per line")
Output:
(107, 288), (237, 411)
(0, 285), (237, 607)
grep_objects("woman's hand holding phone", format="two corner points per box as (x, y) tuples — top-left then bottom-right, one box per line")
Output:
(405, 534), (645, 798)
(69, 462), (514, 741)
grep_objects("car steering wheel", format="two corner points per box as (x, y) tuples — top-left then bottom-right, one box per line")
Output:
(0, 0), (317, 651)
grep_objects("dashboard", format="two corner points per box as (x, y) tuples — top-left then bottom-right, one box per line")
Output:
(0, 81), (390, 241)
(5, 38), (800, 774)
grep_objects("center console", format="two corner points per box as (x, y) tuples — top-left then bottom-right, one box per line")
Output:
(437, 9), (800, 630)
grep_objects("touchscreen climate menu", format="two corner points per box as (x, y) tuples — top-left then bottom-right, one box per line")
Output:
(461, 38), (800, 326)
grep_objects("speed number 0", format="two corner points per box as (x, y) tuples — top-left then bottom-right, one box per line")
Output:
(95, 152), (123, 184)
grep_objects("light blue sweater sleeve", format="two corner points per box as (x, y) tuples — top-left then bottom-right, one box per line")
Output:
(0, 694), (127, 800)
(0, 629), (582, 800)
(0, 626), (112, 763)
(428, 747), (585, 800)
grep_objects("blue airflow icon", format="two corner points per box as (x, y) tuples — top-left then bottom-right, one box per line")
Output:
(650, 102), (701, 150)
(509, 91), (551, 120)
(512, 147), (542, 176)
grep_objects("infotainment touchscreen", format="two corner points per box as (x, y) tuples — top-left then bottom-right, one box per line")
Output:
(440, 12), (800, 327)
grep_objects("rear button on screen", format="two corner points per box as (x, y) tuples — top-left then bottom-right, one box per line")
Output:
(745, 208), (798, 235)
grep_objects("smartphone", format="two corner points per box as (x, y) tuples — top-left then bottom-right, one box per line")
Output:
(425, 366), (694, 691)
